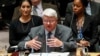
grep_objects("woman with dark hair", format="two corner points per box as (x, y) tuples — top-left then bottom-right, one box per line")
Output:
(8, 0), (42, 52)
(64, 0), (98, 52)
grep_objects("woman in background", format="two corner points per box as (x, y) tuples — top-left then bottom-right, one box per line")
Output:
(8, 0), (42, 52)
(64, 0), (98, 52)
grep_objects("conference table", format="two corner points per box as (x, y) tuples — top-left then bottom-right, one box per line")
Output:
(0, 48), (100, 56)
(0, 52), (100, 56)
(88, 52), (100, 56)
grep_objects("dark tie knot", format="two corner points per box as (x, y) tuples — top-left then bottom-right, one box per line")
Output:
(33, 6), (38, 15)
(48, 32), (52, 38)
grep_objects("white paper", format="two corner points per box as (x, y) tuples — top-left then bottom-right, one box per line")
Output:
(28, 52), (69, 56)
(28, 53), (41, 56)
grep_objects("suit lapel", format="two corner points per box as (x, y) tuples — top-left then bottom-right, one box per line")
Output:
(71, 14), (91, 33)
(82, 15), (91, 32)
(72, 18), (78, 34)
(37, 26), (47, 52)
(55, 25), (62, 39)
(38, 26), (45, 37)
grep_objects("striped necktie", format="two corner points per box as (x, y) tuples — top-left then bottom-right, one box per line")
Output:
(46, 32), (52, 52)
(33, 6), (38, 15)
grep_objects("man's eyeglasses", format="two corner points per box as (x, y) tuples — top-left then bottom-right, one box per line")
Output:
(43, 20), (56, 23)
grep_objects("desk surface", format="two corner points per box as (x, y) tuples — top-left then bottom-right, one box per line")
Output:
(0, 53), (12, 56)
(76, 48), (100, 56)
(88, 52), (100, 56)
(0, 51), (12, 56)
(0, 52), (100, 56)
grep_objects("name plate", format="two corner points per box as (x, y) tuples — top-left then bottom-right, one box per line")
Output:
(28, 52), (69, 56)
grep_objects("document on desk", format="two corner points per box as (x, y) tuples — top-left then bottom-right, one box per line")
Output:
(28, 52), (70, 56)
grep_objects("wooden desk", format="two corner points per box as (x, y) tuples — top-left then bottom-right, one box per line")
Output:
(0, 52), (99, 56)
(76, 48), (100, 56)
(0, 51), (12, 56)
(88, 52), (100, 56)
(0, 53), (12, 56)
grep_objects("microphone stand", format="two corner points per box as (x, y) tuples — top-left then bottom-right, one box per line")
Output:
(46, 34), (49, 56)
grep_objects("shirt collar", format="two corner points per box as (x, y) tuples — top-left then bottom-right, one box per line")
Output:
(45, 28), (56, 36)
(36, 1), (42, 10)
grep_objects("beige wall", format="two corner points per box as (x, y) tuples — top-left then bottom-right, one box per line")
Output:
(95, 0), (100, 3)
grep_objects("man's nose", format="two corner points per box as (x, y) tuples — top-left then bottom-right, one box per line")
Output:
(47, 22), (50, 25)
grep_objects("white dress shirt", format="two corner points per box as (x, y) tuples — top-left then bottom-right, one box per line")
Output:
(45, 29), (56, 39)
(31, 2), (43, 17)
(86, 2), (92, 15)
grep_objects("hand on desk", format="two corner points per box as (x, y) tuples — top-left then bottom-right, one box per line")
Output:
(80, 40), (90, 46)
(26, 36), (42, 50)
(79, 40), (90, 47)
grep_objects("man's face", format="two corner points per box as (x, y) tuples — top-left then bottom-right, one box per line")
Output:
(43, 15), (57, 32)
(31, 0), (41, 6)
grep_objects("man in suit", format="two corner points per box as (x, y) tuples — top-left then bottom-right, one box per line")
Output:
(12, 0), (58, 20)
(18, 8), (77, 52)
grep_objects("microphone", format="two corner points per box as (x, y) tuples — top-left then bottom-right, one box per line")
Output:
(37, 33), (42, 56)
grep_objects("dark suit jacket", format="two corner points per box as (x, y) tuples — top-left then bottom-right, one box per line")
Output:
(18, 24), (77, 52)
(12, 2), (59, 20)
(9, 15), (43, 46)
(8, 15), (42, 53)
(64, 13), (98, 52)
(65, 1), (100, 18)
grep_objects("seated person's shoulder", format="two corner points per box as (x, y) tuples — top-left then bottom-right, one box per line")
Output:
(10, 19), (19, 25)
(57, 24), (71, 31)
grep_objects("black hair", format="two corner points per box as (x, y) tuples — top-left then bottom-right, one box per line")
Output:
(19, 0), (32, 7)
(80, 0), (89, 7)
